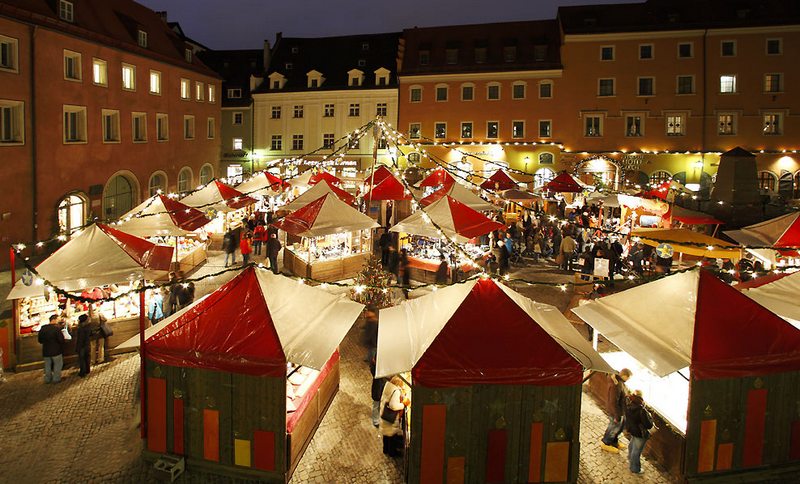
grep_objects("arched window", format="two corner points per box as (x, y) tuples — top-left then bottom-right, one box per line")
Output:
(758, 171), (777, 191)
(149, 172), (166, 196)
(178, 167), (193, 193)
(199, 164), (213, 185)
(539, 152), (554, 165)
(534, 168), (555, 188)
(58, 193), (87, 235)
(103, 174), (136, 221)
(649, 170), (672, 185)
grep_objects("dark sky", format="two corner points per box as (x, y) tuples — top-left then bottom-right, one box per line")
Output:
(139, 0), (639, 50)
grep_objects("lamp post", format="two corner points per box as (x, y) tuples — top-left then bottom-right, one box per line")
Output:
(524, 156), (531, 189)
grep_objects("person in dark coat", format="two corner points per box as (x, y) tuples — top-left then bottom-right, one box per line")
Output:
(222, 228), (238, 267)
(601, 368), (632, 453)
(378, 230), (391, 267)
(624, 390), (654, 474)
(435, 255), (449, 284)
(75, 314), (92, 377)
(386, 245), (399, 278)
(266, 233), (282, 274)
(166, 272), (181, 317)
(370, 360), (385, 427)
(38, 314), (65, 383)
(176, 282), (195, 310)
(498, 241), (510, 276)
(399, 249), (411, 297)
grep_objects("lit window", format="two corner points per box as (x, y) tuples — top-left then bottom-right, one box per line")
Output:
(461, 122), (472, 139)
(137, 30), (148, 48)
(270, 135), (282, 151)
(534, 168), (555, 188)
(183, 115), (195, 139)
(486, 121), (499, 139)
(666, 114), (685, 136)
(409, 123), (421, 139)
(156, 113), (168, 141)
(539, 153), (554, 165)
(63, 50), (81, 81)
(58, 194), (85, 234)
(101, 109), (120, 143)
(92, 58), (107, 86)
(149, 70), (161, 94)
(625, 115), (643, 137)
(585, 115), (602, 137)
(233, 138), (243, 150)
(650, 171), (672, 185)
(206, 117), (214, 139)
(132, 112), (147, 142)
(763, 113), (782, 135)
(0, 100), (25, 144)
(434, 122), (446, 139)
(0, 35), (19, 72)
(720, 75), (736, 93)
(121, 64), (136, 90)
(512, 121), (524, 138)
(270, 106), (280, 119)
(758, 171), (776, 191)
(149, 173), (166, 196)
(292, 134), (304, 151)
(718, 113), (736, 135)
(227, 88), (242, 98)
(59, 0), (74, 22)
(180, 78), (190, 99)
(208, 84), (216, 103)
(195, 82), (204, 101)
(764, 74), (782, 93)
(63, 105), (87, 143)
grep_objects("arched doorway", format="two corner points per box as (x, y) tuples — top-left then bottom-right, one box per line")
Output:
(57, 192), (87, 235)
(103, 173), (137, 221)
(575, 157), (619, 189)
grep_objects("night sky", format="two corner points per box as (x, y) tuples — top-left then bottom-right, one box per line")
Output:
(139, 0), (640, 50)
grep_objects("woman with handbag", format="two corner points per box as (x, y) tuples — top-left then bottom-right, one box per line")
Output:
(379, 376), (407, 457)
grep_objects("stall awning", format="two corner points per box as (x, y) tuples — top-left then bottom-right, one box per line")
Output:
(740, 271), (800, 329)
(376, 278), (613, 387)
(8, 224), (173, 299)
(543, 172), (585, 193)
(274, 193), (379, 238)
(180, 180), (256, 212)
(725, 212), (800, 249)
(664, 205), (723, 226)
(572, 269), (800, 379)
(390, 196), (504, 243)
(365, 165), (395, 186)
(143, 267), (364, 376)
(284, 179), (355, 211)
(115, 195), (210, 237)
(500, 189), (537, 202)
(479, 170), (518, 191)
(420, 182), (495, 211)
(631, 227), (740, 259)
(365, 176), (411, 201)
(309, 170), (342, 186)
(236, 171), (289, 198)
(418, 167), (455, 188)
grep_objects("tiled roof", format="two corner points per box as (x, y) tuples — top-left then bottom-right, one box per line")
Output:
(198, 49), (264, 107)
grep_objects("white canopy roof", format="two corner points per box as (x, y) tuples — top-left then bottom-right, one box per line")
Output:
(741, 271), (800, 329)
(274, 193), (378, 238)
(423, 182), (496, 211)
(114, 195), (209, 237)
(235, 172), (281, 198)
(284, 179), (350, 211)
(180, 180), (253, 212)
(390, 195), (501, 243)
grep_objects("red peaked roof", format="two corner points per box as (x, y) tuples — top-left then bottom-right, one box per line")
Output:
(273, 194), (327, 236)
(365, 176), (411, 201)
(445, 197), (504, 238)
(264, 171), (290, 190)
(413, 278), (584, 387)
(97, 223), (173, 271)
(419, 168), (455, 187)
(309, 171), (342, 186)
(159, 195), (211, 231)
(692, 270), (800, 380)
(214, 180), (257, 209)
(325, 181), (356, 205)
(642, 180), (672, 200)
(664, 205), (723, 226)
(365, 165), (395, 185)
(479, 170), (517, 191)
(543, 172), (584, 193)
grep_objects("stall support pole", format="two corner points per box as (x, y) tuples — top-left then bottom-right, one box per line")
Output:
(139, 286), (147, 440)
(9, 248), (16, 287)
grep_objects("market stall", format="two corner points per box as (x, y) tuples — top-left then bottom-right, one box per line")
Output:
(739, 270), (800, 329)
(284, 179), (355, 212)
(235, 170), (290, 199)
(631, 227), (741, 264)
(181, 180), (257, 248)
(376, 277), (613, 484)
(725, 212), (800, 269)
(419, 182), (496, 212)
(418, 167), (455, 188)
(136, 266), (363, 481)
(363, 167), (412, 227)
(543, 172), (586, 194)
(6, 224), (173, 370)
(274, 193), (379, 282)
(573, 269), (800, 481)
(479, 169), (518, 191)
(662, 205), (724, 229)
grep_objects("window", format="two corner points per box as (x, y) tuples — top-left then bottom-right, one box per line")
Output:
(323, 104), (334, 117)
(539, 120), (552, 138)
(183, 115), (195, 139)
(195, 81), (204, 101)
(349, 75), (361, 87)
(292, 134), (303, 151)
(310, 78), (318, 88)
(137, 30), (148, 48)
(270, 135), (282, 151)
(720, 75), (737, 93)
(348, 103), (360, 117)
(600, 46), (614, 61)
(63, 105), (86, 143)
(63, 50), (81, 81)
(721, 40), (736, 57)
(461, 84), (474, 101)
(271, 80), (280, 89)
(104, 175), (135, 219)
(291, 46), (299, 54)
(206, 117), (215, 139)
(0, 100), (24, 144)
(503, 46), (517, 62)
(293, 105), (303, 118)
(58, 194), (85, 234)
(677, 75), (694, 95)
(763, 113), (783, 135)
(434, 122), (446, 139)
(718, 113), (736, 135)
(418, 50), (430, 65)
(180, 79), (190, 99)
(461, 122), (473, 139)
(233, 138), (243, 150)
(184, 49), (192, 63)
(474, 47), (487, 63)
(270, 106), (280, 119)
(149, 70), (161, 94)
(233, 112), (244, 125)
(759, 171), (776, 191)
(598, 78), (615, 96)
(512, 121), (524, 138)
(638, 77), (654, 96)
(118, 65), (136, 92)
(436, 86), (448, 102)
(90, 58), (107, 86)
(585, 115), (602, 137)
(149, 173), (166, 196)
(178, 168), (192, 193)
(764, 74), (782, 93)
(357, 59), (366, 68)
(445, 48), (458, 64)
(208, 85), (216, 103)
(156, 113), (168, 141)
(377, 138), (388, 150)
(487, 84), (500, 100)
(678, 42), (693, 58)
(539, 153), (554, 165)
(376, 103), (387, 117)
(323, 133), (335, 148)
(650, 171), (672, 185)
(410, 87), (422, 102)
(625, 115), (643, 137)
(512, 83), (526, 100)
(0, 35), (18, 72)
(227, 88), (242, 98)
(199, 165), (213, 185)
(409, 123), (421, 139)
(486, 121), (499, 139)
(534, 168), (555, 188)
(131, 113), (146, 142)
(766, 38), (782, 55)
(666, 114), (685, 136)
(639, 44), (654, 60)
(361, 42), (369, 51)
(533, 45), (547, 61)
(539, 81), (552, 99)
(101, 110), (119, 143)
(59, 0), (74, 22)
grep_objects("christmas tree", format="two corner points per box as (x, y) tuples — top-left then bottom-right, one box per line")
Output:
(350, 257), (395, 309)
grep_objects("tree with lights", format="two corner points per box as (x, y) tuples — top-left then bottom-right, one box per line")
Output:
(350, 256), (395, 309)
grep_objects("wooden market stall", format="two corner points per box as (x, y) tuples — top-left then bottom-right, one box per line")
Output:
(739, 270), (800, 329)
(274, 193), (379, 282)
(129, 266), (363, 481)
(283, 179), (355, 212)
(573, 269), (800, 482)
(376, 278), (613, 483)
(364, 165), (413, 228)
(479, 169), (518, 192)
(630, 227), (742, 266)
(6, 223), (173, 370)
(419, 182), (496, 212)
(180, 179), (257, 249)
(725, 212), (800, 269)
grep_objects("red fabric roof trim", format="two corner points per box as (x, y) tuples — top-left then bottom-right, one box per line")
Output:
(366, 165), (394, 186)
(159, 195), (211, 231)
(309, 171), (342, 186)
(664, 206), (724, 226)
(447, 197), (505, 238)
(325, 181), (356, 205)
(480, 170), (517, 191)
(97, 224), (173, 271)
(543, 173), (583, 193)
(271, 194), (327, 236)
(734, 272), (789, 290)
(691, 270), (800, 380)
(412, 279), (584, 387)
(420, 187), (447, 207)
(775, 213), (800, 248)
(264, 172), (291, 190)
(366, 176), (411, 201)
(419, 168), (455, 187)
(145, 267), (286, 376)
(642, 181), (671, 200)
(215, 180), (257, 209)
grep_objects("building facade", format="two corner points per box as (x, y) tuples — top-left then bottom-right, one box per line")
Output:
(0, 0), (221, 267)
(252, 32), (401, 185)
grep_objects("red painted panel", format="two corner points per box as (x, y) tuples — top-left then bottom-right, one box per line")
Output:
(253, 430), (276, 471)
(146, 377), (167, 453)
(485, 429), (507, 484)
(790, 421), (800, 461)
(743, 389), (767, 467)
(716, 443), (733, 471)
(528, 422), (543, 483)
(420, 405), (447, 484)
(173, 398), (184, 455)
(203, 409), (219, 462)
(697, 419), (717, 473)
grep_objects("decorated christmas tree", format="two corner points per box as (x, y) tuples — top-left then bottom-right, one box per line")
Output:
(350, 256), (394, 309)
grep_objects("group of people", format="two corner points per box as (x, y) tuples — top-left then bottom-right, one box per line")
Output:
(600, 368), (655, 475)
(222, 215), (282, 273)
(37, 303), (110, 383)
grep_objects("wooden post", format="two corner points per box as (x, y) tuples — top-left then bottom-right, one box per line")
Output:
(139, 284), (147, 439)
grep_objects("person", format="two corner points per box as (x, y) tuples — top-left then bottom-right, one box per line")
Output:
(386, 245), (399, 279)
(363, 306), (379, 363)
(580, 247), (595, 280)
(504, 232), (514, 257)
(601, 368), (632, 453)
(559, 232), (578, 271)
(399, 248), (411, 297)
(176, 282), (195, 310)
(252, 222), (266, 256)
(148, 291), (164, 325)
(88, 304), (107, 365)
(385, 200), (394, 228)
(266, 233), (282, 274)
(378, 229), (391, 267)
(498, 240), (510, 276)
(370, 360), (385, 427)
(625, 390), (654, 475)
(435, 255), (448, 284)
(75, 314), (92, 377)
(222, 227), (238, 267)
(379, 375), (407, 457)
(38, 314), (65, 384)
(240, 232), (252, 266)
(166, 272), (181, 317)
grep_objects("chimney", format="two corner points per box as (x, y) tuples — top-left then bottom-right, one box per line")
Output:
(263, 39), (272, 71)
(155, 11), (168, 22)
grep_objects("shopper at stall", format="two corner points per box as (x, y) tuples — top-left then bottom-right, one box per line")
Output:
(148, 291), (164, 325)
(379, 375), (406, 457)
(253, 222), (266, 256)
(370, 360), (385, 427)
(75, 314), (92, 377)
(624, 390), (654, 475)
(600, 368), (632, 453)
(166, 272), (181, 317)
(386, 245), (399, 279)
(266, 233), (282, 274)
(559, 231), (578, 271)
(222, 227), (239, 267)
(378, 229), (391, 267)
(435, 255), (449, 284)
(399, 249), (411, 297)
(38, 314), (65, 384)
(498, 240), (510, 276)
(240, 232), (253, 266)
(88, 304), (107, 365)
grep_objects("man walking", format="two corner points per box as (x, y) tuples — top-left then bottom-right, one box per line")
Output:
(601, 368), (632, 453)
(625, 390), (654, 475)
(75, 314), (92, 377)
(38, 315), (65, 383)
(266, 233), (282, 274)
(559, 231), (578, 271)
(222, 227), (238, 267)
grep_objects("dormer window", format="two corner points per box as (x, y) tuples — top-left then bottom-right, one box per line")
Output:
(291, 46), (299, 54)
(184, 49), (192, 63)
(362, 42), (370, 51)
(137, 30), (148, 48)
(285, 62), (293, 70)
(348, 69), (364, 87)
(374, 67), (390, 87)
(358, 59), (366, 67)
(59, 0), (74, 22)
(306, 70), (325, 89)
(268, 72), (287, 90)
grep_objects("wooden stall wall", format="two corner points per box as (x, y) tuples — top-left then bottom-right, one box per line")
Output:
(408, 383), (581, 484)
(685, 371), (800, 482)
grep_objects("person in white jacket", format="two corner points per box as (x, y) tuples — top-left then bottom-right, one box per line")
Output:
(379, 376), (407, 457)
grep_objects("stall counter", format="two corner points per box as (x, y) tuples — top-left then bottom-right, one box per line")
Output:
(283, 248), (369, 282)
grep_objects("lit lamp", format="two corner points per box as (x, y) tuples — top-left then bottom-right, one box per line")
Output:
(686, 159), (703, 192)
(524, 155), (530, 172)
